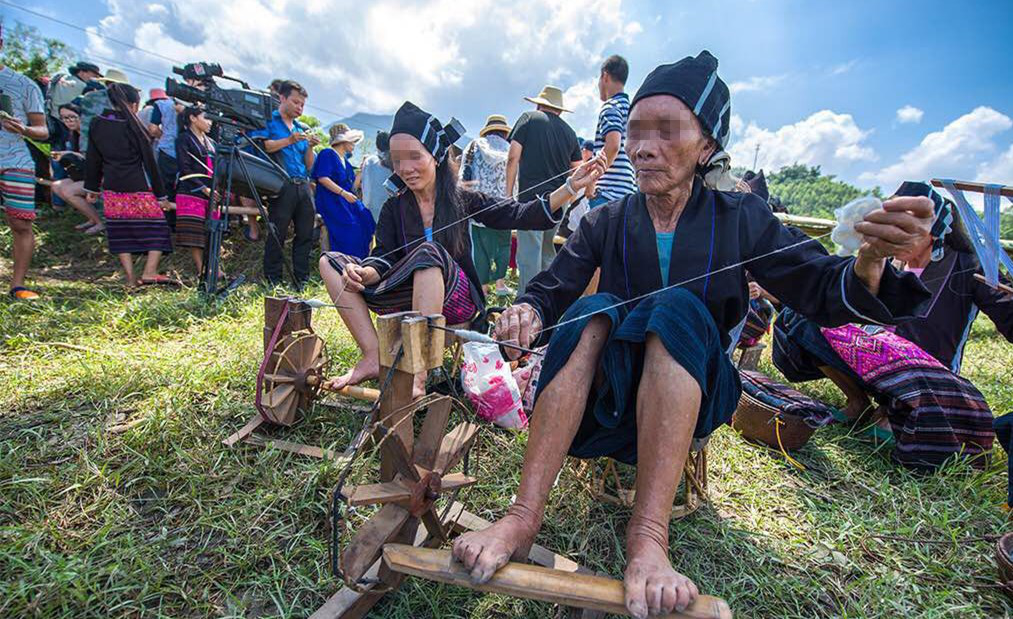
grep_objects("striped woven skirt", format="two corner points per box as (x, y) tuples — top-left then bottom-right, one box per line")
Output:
(174, 194), (220, 249)
(325, 241), (479, 326)
(773, 309), (993, 471)
(103, 191), (173, 255)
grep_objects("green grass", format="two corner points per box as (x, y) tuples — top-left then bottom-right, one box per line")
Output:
(2, 209), (1012, 618)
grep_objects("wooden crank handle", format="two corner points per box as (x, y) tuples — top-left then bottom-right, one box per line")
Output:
(382, 544), (733, 619)
(311, 377), (381, 402)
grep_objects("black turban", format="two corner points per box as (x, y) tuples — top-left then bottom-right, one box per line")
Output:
(384, 101), (465, 195)
(631, 50), (731, 148)
(743, 169), (769, 203)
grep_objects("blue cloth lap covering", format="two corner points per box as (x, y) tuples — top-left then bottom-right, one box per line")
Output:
(533, 288), (741, 464)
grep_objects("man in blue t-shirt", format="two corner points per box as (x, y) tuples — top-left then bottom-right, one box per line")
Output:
(591, 55), (636, 208)
(147, 88), (182, 201)
(250, 80), (319, 288)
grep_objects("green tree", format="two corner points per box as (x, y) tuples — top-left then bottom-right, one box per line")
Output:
(1, 21), (73, 81)
(297, 113), (329, 154)
(767, 164), (883, 219)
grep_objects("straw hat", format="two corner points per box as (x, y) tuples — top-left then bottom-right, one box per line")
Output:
(98, 68), (130, 84)
(523, 85), (571, 112)
(479, 114), (511, 137)
(330, 127), (364, 146)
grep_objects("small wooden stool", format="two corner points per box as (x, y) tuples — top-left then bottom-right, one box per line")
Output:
(575, 437), (709, 520)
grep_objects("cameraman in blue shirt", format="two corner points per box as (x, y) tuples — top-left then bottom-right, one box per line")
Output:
(251, 80), (319, 288)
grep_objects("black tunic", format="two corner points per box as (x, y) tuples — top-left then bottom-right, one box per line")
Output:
(361, 190), (562, 308)
(174, 131), (214, 199)
(519, 178), (932, 347)
(84, 109), (165, 198)
(893, 249), (1013, 372)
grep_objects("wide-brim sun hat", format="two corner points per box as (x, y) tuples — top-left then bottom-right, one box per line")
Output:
(523, 85), (571, 112)
(479, 114), (511, 137)
(98, 68), (130, 84)
(330, 128), (364, 146)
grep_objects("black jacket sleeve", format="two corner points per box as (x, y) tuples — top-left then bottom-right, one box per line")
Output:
(973, 267), (1013, 343)
(745, 197), (931, 326)
(137, 131), (165, 200)
(468, 190), (563, 231)
(361, 198), (399, 278)
(83, 118), (103, 194)
(516, 207), (603, 342)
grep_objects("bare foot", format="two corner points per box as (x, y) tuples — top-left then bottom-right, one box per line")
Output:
(451, 509), (540, 585)
(624, 526), (698, 619)
(324, 355), (379, 391)
(842, 396), (874, 424)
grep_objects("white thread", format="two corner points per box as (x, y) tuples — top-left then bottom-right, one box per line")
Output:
(536, 232), (834, 337)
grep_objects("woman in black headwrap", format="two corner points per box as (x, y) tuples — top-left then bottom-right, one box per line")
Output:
(773, 181), (1013, 471)
(451, 51), (937, 618)
(319, 101), (603, 396)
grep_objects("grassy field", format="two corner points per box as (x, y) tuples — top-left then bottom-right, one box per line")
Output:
(2, 212), (1013, 618)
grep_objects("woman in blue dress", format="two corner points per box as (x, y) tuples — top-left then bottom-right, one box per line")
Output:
(311, 123), (375, 257)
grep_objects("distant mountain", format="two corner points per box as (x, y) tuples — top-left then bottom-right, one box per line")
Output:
(331, 112), (394, 137)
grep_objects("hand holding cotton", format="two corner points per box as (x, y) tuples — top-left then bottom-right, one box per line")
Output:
(832, 196), (882, 257)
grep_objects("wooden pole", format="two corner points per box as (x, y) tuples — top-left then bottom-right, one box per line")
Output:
(383, 545), (733, 619)
(930, 178), (1013, 198)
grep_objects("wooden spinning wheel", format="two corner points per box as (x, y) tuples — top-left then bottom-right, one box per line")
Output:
(336, 395), (479, 586)
(260, 331), (328, 425)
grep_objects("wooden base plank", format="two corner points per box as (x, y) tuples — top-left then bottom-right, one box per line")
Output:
(383, 545), (732, 619)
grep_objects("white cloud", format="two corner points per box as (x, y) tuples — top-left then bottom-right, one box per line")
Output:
(829, 59), (858, 76)
(860, 106), (1012, 189)
(727, 110), (877, 171)
(728, 74), (786, 95)
(895, 105), (924, 124)
(561, 78), (601, 140)
(82, 0), (638, 132)
(976, 143), (1013, 186)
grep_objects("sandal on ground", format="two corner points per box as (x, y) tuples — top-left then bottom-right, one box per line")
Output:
(136, 275), (179, 286)
(75, 221), (93, 230)
(84, 222), (106, 235)
(9, 286), (40, 300)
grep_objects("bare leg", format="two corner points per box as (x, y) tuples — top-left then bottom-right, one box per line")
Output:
(53, 180), (101, 226)
(320, 256), (378, 390)
(117, 253), (135, 286)
(624, 334), (700, 618)
(411, 266), (444, 398)
(140, 251), (163, 280)
(7, 214), (34, 290)
(820, 365), (874, 423)
(189, 247), (204, 275)
(452, 315), (610, 584)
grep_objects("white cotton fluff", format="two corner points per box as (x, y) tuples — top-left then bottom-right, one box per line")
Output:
(831, 196), (882, 257)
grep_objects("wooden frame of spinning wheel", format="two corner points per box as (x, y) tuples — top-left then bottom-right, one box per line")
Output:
(312, 312), (733, 619)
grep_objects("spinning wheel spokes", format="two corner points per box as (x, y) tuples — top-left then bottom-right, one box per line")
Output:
(337, 395), (478, 586)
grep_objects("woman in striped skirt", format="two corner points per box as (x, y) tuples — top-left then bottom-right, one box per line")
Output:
(84, 82), (173, 286)
(319, 101), (604, 397)
(173, 106), (219, 276)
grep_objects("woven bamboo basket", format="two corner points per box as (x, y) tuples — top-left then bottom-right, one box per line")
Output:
(731, 391), (815, 451)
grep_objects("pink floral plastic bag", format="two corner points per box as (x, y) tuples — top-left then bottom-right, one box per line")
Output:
(460, 342), (528, 429)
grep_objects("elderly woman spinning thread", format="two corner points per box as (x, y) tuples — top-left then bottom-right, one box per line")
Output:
(320, 101), (605, 397)
(452, 51), (937, 619)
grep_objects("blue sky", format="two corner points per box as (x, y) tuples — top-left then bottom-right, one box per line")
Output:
(8, 0), (1013, 191)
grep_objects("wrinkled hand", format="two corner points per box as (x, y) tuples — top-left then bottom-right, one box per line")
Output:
(854, 196), (934, 261)
(493, 303), (542, 360)
(569, 155), (608, 193)
(1, 117), (26, 135)
(342, 264), (378, 292)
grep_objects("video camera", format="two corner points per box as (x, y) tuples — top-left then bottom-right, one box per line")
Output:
(165, 62), (276, 131)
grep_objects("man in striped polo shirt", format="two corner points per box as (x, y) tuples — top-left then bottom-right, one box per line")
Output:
(590, 55), (636, 208)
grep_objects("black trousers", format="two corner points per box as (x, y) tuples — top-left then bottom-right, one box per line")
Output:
(264, 179), (314, 284)
(157, 151), (179, 229)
